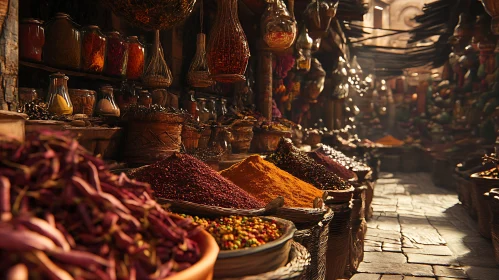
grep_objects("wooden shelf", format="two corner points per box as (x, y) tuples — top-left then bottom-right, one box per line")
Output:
(20, 60), (124, 83)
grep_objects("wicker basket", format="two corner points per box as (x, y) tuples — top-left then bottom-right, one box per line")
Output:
(198, 126), (212, 149)
(485, 190), (499, 264)
(294, 210), (334, 280)
(432, 157), (453, 189)
(230, 125), (254, 154)
(220, 241), (311, 280)
(325, 202), (352, 280)
(324, 187), (355, 204)
(345, 186), (367, 276)
(470, 173), (498, 239)
(400, 146), (422, 172)
(123, 113), (185, 165)
(181, 126), (202, 151)
(214, 217), (296, 278)
(364, 181), (375, 221)
(250, 130), (291, 153)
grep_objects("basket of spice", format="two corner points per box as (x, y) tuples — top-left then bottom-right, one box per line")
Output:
(122, 105), (186, 165)
(179, 215), (296, 278)
(229, 118), (256, 154)
(220, 155), (333, 280)
(485, 188), (499, 265)
(470, 167), (499, 239)
(0, 130), (220, 279)
(264, 139), (354, 280)
(251, 122), (292, 153)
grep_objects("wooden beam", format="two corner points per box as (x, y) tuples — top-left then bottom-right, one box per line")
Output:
(257, 50), (273, 120)
(0, 0), (18, 111)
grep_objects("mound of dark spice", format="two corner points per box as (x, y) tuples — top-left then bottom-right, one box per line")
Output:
(308, 151), (356, 180)
(266, 138), (351, 190)
(130, 153), (264, 209)
(317, 144), (370, 171)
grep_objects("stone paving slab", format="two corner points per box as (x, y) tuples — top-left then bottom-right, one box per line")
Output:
(349, 172), (499, 280)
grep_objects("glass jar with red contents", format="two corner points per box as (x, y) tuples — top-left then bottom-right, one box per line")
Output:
(104, 31), (129, 77)
(43, 13), (81, 70)
(126, 36), (145, 80)
(19, 19), (45, 62)
(81, 25), (106, 73)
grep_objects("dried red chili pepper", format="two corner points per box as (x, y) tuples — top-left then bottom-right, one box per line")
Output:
(81, 26), (106, 73)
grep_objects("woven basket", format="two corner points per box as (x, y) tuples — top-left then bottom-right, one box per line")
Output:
(364, 181), (374, 221)
(181, 126), (202, 151)
(123, 113), (185, 165)
(380, 154), (401, 173)
(214, 216), (296, 278)
(400, 147), (422, 172)
(198, 127), (212, 149)
(250, 130), (291, 153)
(230, 125), (254, 154)
(470, 173), (498, 239)
(324, 186), (355, 204)
(486, 191), (499, 264)
(347, 219), (367, 276)
(432, 157), (453, 189)
(291, 209), (334, 280)
(220, 241), (311, 280)
(325, 202), (352, 280)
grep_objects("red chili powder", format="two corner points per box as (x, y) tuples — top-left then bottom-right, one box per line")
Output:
(129, 153), (264, 209)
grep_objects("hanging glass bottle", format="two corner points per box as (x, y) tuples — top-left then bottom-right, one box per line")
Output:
(188, 0), (215, 88)
(304, 0), (339, 39)
(47, 73), (73, 115)
(207, 0), (250, 83)
(295, 26), (313, 72)
(142, 30), (173, 88)
(261, 0), (297, 51)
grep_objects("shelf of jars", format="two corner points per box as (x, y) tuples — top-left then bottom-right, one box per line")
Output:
(19, 60), (124, 83)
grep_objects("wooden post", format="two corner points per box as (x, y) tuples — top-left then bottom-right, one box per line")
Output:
(0, 0), (18, 111)
(257, 50), (272, 120)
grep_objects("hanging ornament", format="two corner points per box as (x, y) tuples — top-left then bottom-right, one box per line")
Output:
(207, 0), (251, 83)
(295, 25), (313, 72)
(188, 0), (215, 88)
(481, 0), (499, 35)
(303, 0), (339, 40)
(261, 0), (297, 51)
(142, 30), (173, 88)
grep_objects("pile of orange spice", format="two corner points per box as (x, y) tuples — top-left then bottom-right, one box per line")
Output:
(220, 155), (323, 208)
(375, 135), (404, 146)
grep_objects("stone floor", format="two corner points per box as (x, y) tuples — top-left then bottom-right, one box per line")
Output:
(350, 172), (499, 280)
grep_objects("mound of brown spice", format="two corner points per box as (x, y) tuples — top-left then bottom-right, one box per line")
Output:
(129, 153), (264, 209)
(220, 155), (323, 208)
(266, 138), (351, 190)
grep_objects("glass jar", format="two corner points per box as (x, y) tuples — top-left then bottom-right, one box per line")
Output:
(185, 90), (199, 120)
(96, 86), (120, 117)
(105, 31), (129, 77)
(151, 89), (168, 107)
(68, 89), (96, 116)
(19, 19), (45, 62)
(18, 88), (38, 109)
(47, 73), (73, 115)
(197, 98), (210, 123)
(126, 36), (145, 80)
(81, 25), (106, 73)
(116, 81), (138, 110)
(207, 0), (250, 83)
(261, 0), (297, 51)
(43, 13), (81, 70)
(217, 98), (228, 120)
(138, 90), (152, 108)
(207, 97), (217, 121)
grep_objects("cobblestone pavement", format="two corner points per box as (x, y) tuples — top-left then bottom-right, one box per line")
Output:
(350, 172), (499, 280)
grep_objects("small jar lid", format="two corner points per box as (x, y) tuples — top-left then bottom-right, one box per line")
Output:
(50, 72), (68, 79)
(84, 25), (101, 30)
(21, 18), (43, 24)
(106, 31), (122, 38)
(54, 13), (71, 19)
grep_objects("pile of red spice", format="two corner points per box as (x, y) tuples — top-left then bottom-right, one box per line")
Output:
(308, 151), (356, 180)
(130, 153), (264, 209)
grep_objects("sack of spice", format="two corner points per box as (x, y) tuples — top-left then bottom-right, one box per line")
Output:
(220, 155), (324, 208)
(129, 153), (265, 209)
(266, 138), (352, 191)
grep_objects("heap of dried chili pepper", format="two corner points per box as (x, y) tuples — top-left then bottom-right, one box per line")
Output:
(0, 130), (202, 279)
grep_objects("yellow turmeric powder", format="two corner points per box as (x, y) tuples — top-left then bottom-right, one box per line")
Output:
(375, 135), (404, 146)
(220, 155), (323, 208)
